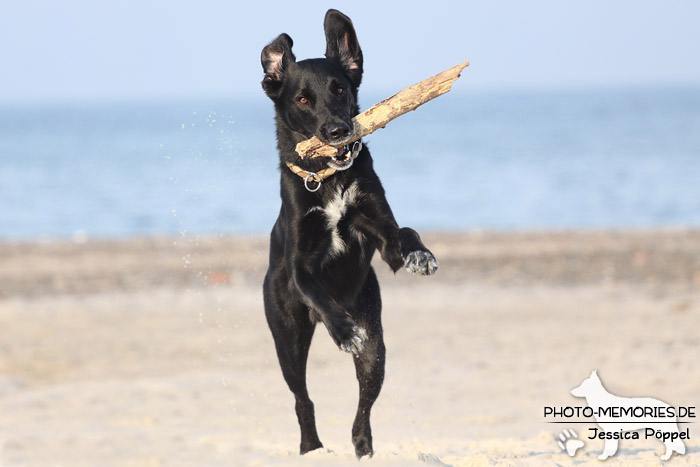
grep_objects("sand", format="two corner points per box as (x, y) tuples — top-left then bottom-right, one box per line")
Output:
(0, 230), (699, 466)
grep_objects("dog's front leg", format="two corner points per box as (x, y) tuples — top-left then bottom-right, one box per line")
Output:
(289, 263), (367, 355)
(353, 198), (438, 275)
(599, 437), (618, 460)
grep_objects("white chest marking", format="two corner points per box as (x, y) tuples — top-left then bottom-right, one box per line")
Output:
(307, 182), (360, 257)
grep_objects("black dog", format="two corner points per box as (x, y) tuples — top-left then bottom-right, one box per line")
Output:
(261, 9), (438, 459)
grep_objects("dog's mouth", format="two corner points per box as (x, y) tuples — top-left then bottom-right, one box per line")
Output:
(325, 136), (353, 147)
(327, 147), (354, 171)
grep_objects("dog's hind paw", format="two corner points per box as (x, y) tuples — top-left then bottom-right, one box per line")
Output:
(339, 326), (368, 356)
(404, 250), (439, 276)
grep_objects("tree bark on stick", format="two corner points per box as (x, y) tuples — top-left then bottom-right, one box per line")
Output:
(295, 60), (469, 159)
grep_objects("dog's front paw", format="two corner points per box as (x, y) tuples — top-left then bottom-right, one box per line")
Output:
(327, 317), (367, 356)
(404, 250), (439, 275)
(340, 326), (368, 356)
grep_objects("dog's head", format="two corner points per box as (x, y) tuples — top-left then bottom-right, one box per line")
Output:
(260, 9), (362, 155)
(570, 370), (602, 398)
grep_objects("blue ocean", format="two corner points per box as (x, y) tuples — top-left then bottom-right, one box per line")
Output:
(1, 86), (699, 240)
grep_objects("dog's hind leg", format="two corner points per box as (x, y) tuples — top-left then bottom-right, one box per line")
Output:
(264, 276), (323, 454)
(350, 268), (386, 459)
(661, 434), (686, 460)
(351, 332), (385, 459)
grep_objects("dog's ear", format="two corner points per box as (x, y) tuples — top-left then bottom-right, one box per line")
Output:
(324, 9), (363, 88)
(261, 33), (296, 98)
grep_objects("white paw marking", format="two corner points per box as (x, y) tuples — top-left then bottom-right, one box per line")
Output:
(339, 326), (367, 356)
(404, 251), (439, 275)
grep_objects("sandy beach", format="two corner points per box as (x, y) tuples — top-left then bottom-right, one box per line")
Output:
(1, 230), (699, 466)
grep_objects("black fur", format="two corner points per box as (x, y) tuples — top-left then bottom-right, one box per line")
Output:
(261, 9), (438, 459)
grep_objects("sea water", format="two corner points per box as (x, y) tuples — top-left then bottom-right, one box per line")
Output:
(1, 86), (699, 239)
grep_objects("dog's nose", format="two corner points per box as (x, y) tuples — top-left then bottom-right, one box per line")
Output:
(326, 122), (351, 140)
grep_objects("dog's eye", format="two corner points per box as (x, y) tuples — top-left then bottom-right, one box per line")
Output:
(336, 87), (345, 95)
(298, 97), (308, 104)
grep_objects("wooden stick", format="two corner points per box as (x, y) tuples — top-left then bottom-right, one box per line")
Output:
(295, 60), (469, 158)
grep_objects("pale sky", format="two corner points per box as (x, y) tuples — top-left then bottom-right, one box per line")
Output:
(2, 0), (699, 103)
